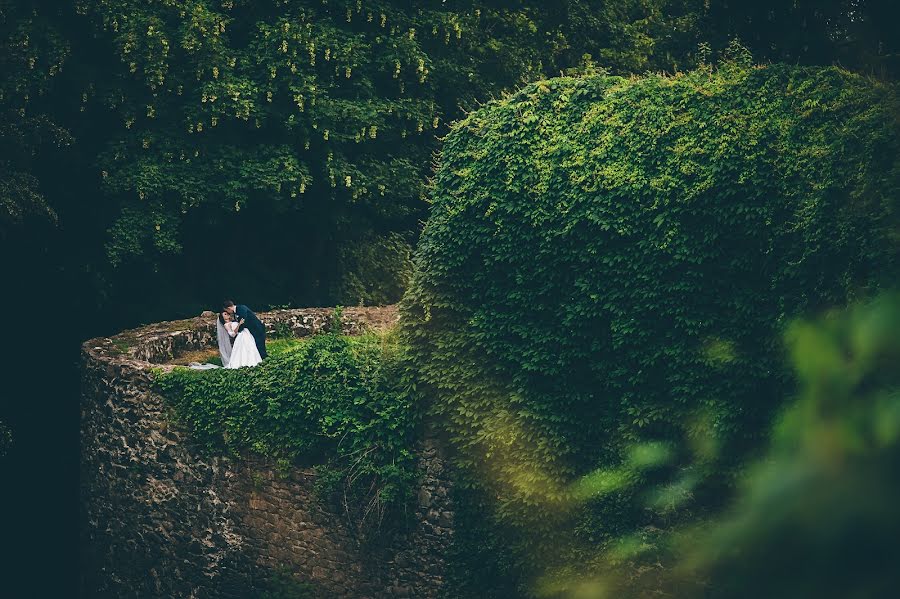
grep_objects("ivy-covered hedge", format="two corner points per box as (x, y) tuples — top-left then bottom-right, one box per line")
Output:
(154, 329), (419, 539)
(401, 62), (899, 595)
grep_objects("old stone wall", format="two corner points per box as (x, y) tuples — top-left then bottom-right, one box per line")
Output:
(80, 306), (453, 598)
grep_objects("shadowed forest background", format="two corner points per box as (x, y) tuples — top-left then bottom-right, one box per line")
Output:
(1, 0), (899, 595)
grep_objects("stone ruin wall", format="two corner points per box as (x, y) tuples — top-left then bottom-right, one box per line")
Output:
(80, 306), (453, 598)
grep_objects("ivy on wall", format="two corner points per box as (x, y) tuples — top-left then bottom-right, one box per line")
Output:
(154, 328), (420, 541)
(401, 60), (900, 595)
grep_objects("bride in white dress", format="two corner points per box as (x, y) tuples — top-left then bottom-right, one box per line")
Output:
(217, 311), (263, 368)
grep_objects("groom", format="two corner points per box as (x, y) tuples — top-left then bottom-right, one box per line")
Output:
(222, 300), (268, 359)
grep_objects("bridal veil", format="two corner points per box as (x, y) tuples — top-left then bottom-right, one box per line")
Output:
(216, 317), (232, 368)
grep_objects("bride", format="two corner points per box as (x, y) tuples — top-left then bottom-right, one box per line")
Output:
(217, 310), (263, 368)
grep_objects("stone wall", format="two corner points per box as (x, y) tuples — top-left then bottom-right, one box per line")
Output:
(80, 306), (453, 598)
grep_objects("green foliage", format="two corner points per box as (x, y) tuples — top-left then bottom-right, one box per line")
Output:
(682, 291), (900, 598)
(6, 1), (899, 324)
(327, 304), (343, 334)
(537, 292), (900, 598)
(71, 0), (676, 267)
(154, 330), (420, 540)
(1, 0), (712, 319)
(695, 0), (900, 78)
(401, 61), (899, 595)
(332, 231), (413, 306)
(270, 320), (293, 339)
(0, 0), (72, 235)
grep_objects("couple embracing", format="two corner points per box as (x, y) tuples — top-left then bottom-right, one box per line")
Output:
(216, 300), (268, 369)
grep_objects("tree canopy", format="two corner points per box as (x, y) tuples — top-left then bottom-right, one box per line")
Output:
(3, 0), (898, 327)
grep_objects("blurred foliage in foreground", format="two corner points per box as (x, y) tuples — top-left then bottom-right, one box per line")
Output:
(536, 292), (900, 598)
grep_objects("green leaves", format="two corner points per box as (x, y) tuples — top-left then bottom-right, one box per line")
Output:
(402, 62), (899, 596)
(154, 331), (420, 540)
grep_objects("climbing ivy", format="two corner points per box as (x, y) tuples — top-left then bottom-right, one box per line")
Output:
(401, 60), (900, 595)
(154, 330), (420, 541)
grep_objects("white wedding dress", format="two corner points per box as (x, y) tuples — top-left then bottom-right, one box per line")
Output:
(217, 319), (263, 369)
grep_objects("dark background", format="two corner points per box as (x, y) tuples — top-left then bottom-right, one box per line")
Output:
(3, 235), (85, 595)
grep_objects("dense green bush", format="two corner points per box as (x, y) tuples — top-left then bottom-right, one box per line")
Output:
(401, 61), (899, 595)
(154, 330), (419, 540)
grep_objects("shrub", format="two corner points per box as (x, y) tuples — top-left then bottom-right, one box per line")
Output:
(401, 62), (899, 594)
(154, 331), (419, 540)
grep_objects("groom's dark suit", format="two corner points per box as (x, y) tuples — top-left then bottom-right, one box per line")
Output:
(235, 304), (267, 359)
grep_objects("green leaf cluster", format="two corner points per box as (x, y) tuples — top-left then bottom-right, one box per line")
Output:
(154, 330), (420, 540)
(69, 0), (675, 268)
(0, 0), (72, 234)
(401, 61), (900, 595)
